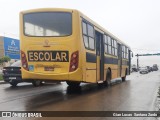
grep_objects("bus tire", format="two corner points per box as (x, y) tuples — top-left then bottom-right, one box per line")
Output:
(105, 69), (111, 87)
(122, 69), (127, 82)
(122, 76), (126, 82)
(32, 80), (42, 87)
(10, 82), (18, 87)
(66, 81), (80, 87)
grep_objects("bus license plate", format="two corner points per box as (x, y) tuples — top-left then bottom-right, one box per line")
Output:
(9, 77), (16, 80)
(44, 67), (54, 71)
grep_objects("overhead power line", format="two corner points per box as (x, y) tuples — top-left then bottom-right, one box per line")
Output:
(132, 48), (160, 52)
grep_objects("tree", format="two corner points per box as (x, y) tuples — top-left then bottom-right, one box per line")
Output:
(0, 56), (11, 64)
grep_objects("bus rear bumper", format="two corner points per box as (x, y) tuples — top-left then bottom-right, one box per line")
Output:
(22, 68), (83, 82)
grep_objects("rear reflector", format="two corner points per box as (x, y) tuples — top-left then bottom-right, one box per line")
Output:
(69, 51), (79, 72)
(21, 50), (28, 71)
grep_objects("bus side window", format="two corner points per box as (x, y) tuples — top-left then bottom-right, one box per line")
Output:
(122, 45), (124, 58)
(87, 24), (94, 38)
(108, 36), (112, 54)
(126, 47), (128, 59)
(82, 21), (89, 48)
(104, 35), (108, 54)
(111, 39), (115, 55)
(82, 20), (95, 50)
(83, 35), (89, 48)
(114, 40), (117, 56)
(124, 46), (126, 59)
(87, 24), (95, 50)
(124, 46), (127, 58)
(123, 46), (126, 59)
(82, 22), (87, 35)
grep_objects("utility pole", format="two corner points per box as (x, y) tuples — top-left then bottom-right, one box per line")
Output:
(136, 54), (139, 70)
(135, 53), (160, 71)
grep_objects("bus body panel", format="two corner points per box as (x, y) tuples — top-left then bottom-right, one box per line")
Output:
(22, 67), (82, 81)
(23, 39), (74, 74)
(20, 9), (83, 81)
(20, 8), (131, 84)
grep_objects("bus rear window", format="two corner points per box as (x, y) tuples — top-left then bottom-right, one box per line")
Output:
(23, 12), (72, 37)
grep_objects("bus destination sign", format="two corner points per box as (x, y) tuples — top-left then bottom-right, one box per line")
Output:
(28, 51), (69, 62)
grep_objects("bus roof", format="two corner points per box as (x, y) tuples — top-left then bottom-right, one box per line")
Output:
(20, 8), (73, 14)
(20, 8), (131, 49)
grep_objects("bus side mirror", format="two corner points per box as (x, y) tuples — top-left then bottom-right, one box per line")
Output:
(132, 53), (133, 57)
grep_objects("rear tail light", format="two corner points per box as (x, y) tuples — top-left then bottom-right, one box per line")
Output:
(69, 51), (79, 72)
(21, 50), (28, 71)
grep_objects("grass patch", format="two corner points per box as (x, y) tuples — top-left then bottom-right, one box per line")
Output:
(0, 74), (3, 80)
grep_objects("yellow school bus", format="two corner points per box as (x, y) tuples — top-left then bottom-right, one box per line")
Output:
(20, 8), (131, 87)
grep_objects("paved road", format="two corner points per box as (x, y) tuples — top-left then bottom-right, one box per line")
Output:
(0, 71), (160, 120)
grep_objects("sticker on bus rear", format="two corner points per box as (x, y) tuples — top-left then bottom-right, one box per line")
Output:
(27, 51), (69, 62)
(29, 65), (34, 71)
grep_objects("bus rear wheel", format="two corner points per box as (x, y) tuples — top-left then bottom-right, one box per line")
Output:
(66, 81), (80, 87)
(122, 76), (126, 82)
(32, 80), (43, 87)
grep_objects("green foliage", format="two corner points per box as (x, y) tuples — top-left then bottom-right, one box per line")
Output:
(0, 74), (3, 80)
(0, 56), (11, 64)
(0, 59), (3, 64)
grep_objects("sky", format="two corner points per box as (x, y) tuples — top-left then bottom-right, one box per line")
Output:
(0, 0), (160, 67)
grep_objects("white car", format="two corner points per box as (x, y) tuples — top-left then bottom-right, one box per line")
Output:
(139, 67), (148, 74)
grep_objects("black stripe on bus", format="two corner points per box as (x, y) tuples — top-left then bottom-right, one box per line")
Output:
(104, 57), (118, 64)
(86, 52), (96, 63)
(122, 60), (129, 66)
(86, 52), (129, 66)
(86, 52), (118, 64)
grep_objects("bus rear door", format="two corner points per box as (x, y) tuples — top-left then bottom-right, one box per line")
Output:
(118, 43), (122, 77)
(95, 31), (104, 81)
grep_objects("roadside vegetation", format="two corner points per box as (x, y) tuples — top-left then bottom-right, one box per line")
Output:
(0, 56), (11, 64)
(0, 75), (3, 80)
(0, 56), (10, 81)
